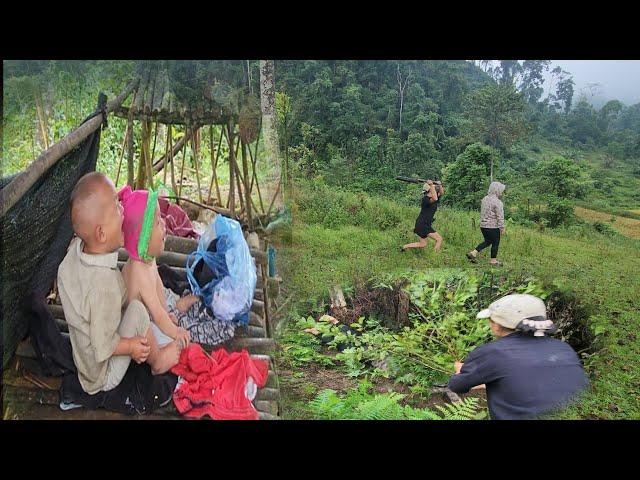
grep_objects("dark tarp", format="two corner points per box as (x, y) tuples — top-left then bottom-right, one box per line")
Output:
(1, 105), (104, 368)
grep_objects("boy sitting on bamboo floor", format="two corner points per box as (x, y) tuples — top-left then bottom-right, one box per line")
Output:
(118, 185), (196, 352)
(57, 173), (180, 396)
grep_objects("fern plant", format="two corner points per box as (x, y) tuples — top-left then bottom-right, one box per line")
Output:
(309, 380), (485, 420)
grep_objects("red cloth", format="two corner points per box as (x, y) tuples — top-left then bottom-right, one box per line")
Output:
(158, 197), (199, 239)
(170, 344), (269, 420)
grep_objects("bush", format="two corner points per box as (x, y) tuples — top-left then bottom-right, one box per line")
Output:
(443, 142), (496, 209)
(546, 198), (575, 228)
(591, 221), (619, 236)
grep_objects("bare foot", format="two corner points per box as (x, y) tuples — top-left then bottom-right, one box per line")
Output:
(176, 294), (199, 314)
(149, 341), (181, 375)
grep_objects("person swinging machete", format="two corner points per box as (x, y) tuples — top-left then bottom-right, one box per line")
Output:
(401, 179), (445, 253)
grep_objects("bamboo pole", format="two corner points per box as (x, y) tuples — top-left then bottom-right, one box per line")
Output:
(152, 126), (194, 173)
(241, 138), (253, 226)
(163, 124), (169, 186)
(265, 178), (281, 219)
(178, 126), (188, 201)
(247, 136), (265, 213)
(151, 121), (159, 164)
(144, 121), (155, 190)
(1, 79), (139, 216)
(169, 125), (177, 197)
(135, 121), (147, 189)
(249, 118), (262, 194)
(191, 128), (204, 204)
(227, 121), (236, 215)
(114, 120), (130, 186)
(207, 125), (223, 205)
(126, 119), (135, 186)
(160, 195), (236, 219)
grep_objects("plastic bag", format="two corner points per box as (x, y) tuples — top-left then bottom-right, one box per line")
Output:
(186, 215), (256, 325)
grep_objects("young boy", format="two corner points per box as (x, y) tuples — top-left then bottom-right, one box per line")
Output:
(57, 172), (180, 395)
(118, 186), (195, 350)
(448, 294), (589, 420)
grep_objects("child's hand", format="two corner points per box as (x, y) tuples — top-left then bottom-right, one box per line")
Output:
(176, 294), (199, 314)
(175, 327), (191, 350)
(130, 336), (151, 364)
(169, 312), (179, 325)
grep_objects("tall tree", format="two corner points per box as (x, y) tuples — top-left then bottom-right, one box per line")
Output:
(519, 60), (551, 104)
(260, 60), (284, 205)
(547, 67), (575, 114)
(465, 83), (528, 179)
(396, 63), (411, 134)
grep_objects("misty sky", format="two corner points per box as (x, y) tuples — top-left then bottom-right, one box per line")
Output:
(544, 60), (640, 108)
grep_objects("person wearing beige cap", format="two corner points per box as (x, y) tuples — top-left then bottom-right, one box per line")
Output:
(448, 294), (589, 420)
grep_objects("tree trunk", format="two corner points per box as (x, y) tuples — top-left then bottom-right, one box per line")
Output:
(259, 60), (283, 207)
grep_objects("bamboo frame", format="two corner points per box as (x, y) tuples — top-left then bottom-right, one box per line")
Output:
(207, 125), (223, 205)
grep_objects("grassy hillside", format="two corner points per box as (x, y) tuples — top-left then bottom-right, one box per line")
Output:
(274, 180), (640, 419)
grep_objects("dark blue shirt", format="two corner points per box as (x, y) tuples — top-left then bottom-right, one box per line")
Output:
(448, 332), (589, 420)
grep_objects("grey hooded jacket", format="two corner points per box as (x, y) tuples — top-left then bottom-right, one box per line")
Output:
(480, 182), (505, 229)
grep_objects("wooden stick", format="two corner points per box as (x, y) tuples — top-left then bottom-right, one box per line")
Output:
(169, 125), (177, 196)
(191, 129), (204, 204)
(151, 121), (159, 166)
(178, 127), (188, 201)
(265, 178), (281, 219)
(0, 79), (139, 216)
(247, 139), (265, 213)
(152, 126), (194, 173)
(114, 118), (131, 186)
(160, 195), (236, 218)
(126, 116), (135, 186)
(144, 121), (155, 190)
(241, 139), (253, 227)
(163, 124), (169, 186)
(227, 121), (236, 215)
(207, 125), (224, 205)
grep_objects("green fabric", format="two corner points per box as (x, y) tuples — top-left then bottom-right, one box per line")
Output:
(137, 189), (158, 262)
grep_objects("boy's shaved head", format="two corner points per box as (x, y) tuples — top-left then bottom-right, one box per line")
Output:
(70, 172), (121, 246)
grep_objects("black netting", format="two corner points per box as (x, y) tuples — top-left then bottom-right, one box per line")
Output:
(1, 112), (103, 368)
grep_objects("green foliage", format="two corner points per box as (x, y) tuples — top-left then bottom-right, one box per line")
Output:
(534, 156), (586, 199)
(443, 143), (495, 209)
(464, 83), (529, 151)
(545, 198), (575, 228)
(298, 269), (549, 391)
(308, 379), (484, 420)
(277, 316), (335, 369)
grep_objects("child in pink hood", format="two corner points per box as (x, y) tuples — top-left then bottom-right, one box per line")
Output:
(118, 186), (197, 362)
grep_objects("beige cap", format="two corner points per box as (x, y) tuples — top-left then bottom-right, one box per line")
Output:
(477, 294), (548, 331)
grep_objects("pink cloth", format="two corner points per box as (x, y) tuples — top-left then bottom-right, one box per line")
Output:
(158, 197), (199, 239)
(118, 185), (155, 262)
(170, 344), (269, 420)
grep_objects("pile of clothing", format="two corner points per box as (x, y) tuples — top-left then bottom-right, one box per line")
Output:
(158, 265), (235, 347)
(158, 197), (199, 239)
(171, 343), (268, 420)
(186, 215), (256, 326)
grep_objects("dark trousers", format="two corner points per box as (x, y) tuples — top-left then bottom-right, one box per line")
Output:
(476, 227), (501, 259)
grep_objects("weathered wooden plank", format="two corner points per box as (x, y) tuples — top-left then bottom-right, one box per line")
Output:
(152, 71), (165, 114)
(255, 387), (279, 402)
(234, 325), (266, 338)
(133, 71), (149, 114)
(118, 244), (266, 268)
(162, 235), (267, 266)
(251, 299), (265, 316)
(254, 400), (278, 416)
(220, 336), (274, 355)
(249, 311), (265, 328)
